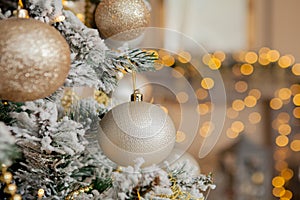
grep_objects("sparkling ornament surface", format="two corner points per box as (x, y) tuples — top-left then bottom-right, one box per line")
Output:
(98, 101), (176, 167)
(94, 0), (150, 40)
(0, 18), (70, 102)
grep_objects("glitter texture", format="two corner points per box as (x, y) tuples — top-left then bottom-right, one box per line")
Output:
(0, 18), (70, 102)
(95, 0), (150, 40)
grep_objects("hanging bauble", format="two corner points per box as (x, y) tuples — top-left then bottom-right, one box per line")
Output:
(94, 0), (151, 40)
(98, 99), (176, 167)
(0, 18), (70, 102)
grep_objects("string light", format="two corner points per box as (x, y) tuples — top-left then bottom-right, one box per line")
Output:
(270, 98), (283, 110)
(292, 94), (300, 106)
(240, 64), (254, 75)
(235, 81), (248, 93)
(292, 63), (300, 75)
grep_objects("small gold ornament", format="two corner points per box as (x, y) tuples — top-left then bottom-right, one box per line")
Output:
(0, 18), (70, 102)
(94, 0), (150, 40)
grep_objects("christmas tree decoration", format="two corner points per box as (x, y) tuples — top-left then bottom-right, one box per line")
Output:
(0, 18), (70, 102)
(98, 72), (176, 167)
(94, 0), (151, 40)
(98, 92), (176, 167)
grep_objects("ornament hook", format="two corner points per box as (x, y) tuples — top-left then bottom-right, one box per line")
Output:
(130, 70), (143, 101)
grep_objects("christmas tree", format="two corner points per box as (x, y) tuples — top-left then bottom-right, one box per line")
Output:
(0, 0), (215, 199)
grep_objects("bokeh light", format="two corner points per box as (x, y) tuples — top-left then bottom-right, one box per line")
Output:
(226, 128), (239, 139)
(292, 94), (300, 106)
(276, 135), (289, 147)
(232, 99), (245, 111)
(196, 88), (208, 100)
(278, 124), (291, 135)
(290, 140), (300, 152)
(240, 64), (254, 75)
(171, 66), (185, 78)
(278, 55), (292, 68)
(292, 63), (300, 76)
(277, 112), (290, 123)
(272, 176), (285, 188)
(281, 168), (294, 181)
(176, 131), (186, 143)
(213, 51), (226, 62)
(197, 104), (209, 115)
(231, 121), (245, 133)
(293, 107), (300, 118)
(201, 77), (215, 89)
(245, 51), (258, 64)
(227, 107), (239, 119)
(267, 50), (280, 62)
(178, 51), (191, 63)
(249, 89), (261, 100)
(235, 81), (248, 93)
(176, 92), (189, 103)
(270, 98), (283, 110)
(248, 112), (261, 124)
(272, 187), (285, 197)
(278, 88), (292, 100)
(244, 95), (257, 107)
(290, 84), (300, 95)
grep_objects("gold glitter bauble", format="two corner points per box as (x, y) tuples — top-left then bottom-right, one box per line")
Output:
(94, 0), (150, 40)
(0, 18), (70, 102)
(98, 101), (176, 167)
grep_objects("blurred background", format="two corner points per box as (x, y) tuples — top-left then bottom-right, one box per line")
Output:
(2, 0), (299, 199)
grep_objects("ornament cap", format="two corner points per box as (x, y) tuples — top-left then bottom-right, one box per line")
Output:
(17, 9), (29, 18)
(131, 89), (143, 101)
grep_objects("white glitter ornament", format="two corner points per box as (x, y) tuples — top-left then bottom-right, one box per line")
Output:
(98, 90), (176, 167)
(94, 0), (150, 40)
(0, 18), (70, 102)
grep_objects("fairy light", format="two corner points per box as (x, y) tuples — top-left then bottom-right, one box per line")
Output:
(281, 190), (293, 199)
(38, 188), (44, 199)
(232, 64), (242, 76)
(208, 57), (221, 70)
